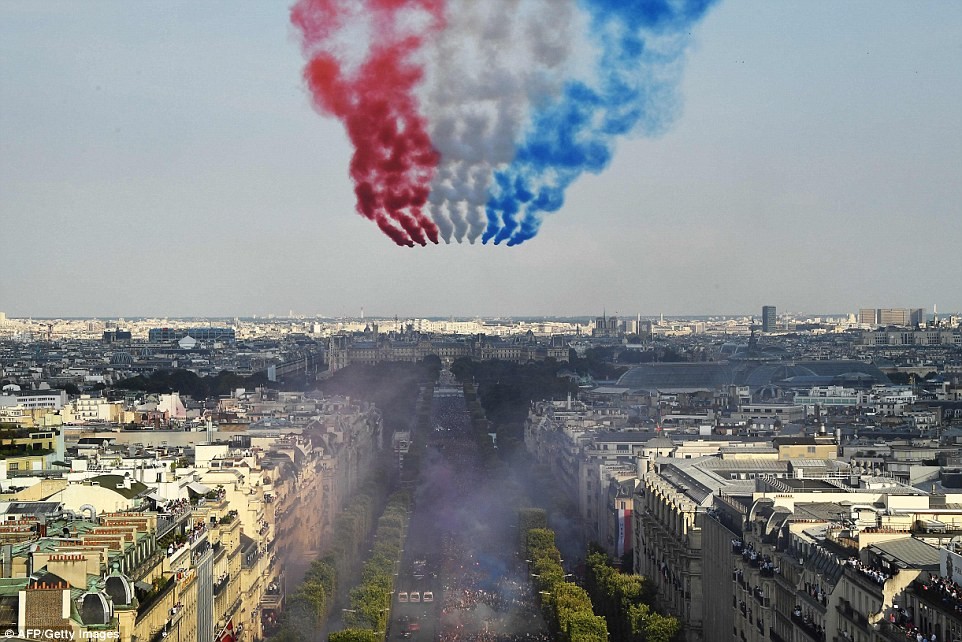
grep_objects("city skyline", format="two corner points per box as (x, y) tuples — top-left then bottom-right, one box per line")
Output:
(2, 309), (957, 323)
(2, 1), (961, 318)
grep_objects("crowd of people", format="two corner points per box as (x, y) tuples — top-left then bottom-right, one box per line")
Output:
(918, 572), (962, 616)
(159, 497), (191, 515)
(845, 557), (891, 585)
(164, 519), (208, 557)
(427, 395), (554, 642)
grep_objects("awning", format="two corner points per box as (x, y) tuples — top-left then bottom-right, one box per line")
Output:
(186, 482), (211, 496)
(144, 491), (163, 502)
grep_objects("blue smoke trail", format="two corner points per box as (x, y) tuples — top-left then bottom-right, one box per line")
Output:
(482, 0), (717, 245)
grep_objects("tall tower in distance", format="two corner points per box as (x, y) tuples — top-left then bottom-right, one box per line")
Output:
(761, 305), (776, 333)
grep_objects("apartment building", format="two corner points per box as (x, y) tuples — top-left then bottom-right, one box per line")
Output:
(697, 468), (962, 642)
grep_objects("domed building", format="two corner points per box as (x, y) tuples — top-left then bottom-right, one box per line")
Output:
(79, 590), (113, 626)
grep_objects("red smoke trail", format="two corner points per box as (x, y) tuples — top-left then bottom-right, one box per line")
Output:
(292, 0), (443, 246)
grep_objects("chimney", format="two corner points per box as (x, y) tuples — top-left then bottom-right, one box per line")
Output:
(1, 545), (11, 578)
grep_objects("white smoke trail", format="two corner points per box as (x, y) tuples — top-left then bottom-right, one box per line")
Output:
(419, 0), (578, 243)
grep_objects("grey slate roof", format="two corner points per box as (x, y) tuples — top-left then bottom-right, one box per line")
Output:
(868, 537), (941, 570)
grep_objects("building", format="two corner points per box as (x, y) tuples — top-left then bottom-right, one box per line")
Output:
(858, 308), (926, 328)
(762, 306), (777, 333)
(148, 328), (236, 345)
(327, 331), (569, 372)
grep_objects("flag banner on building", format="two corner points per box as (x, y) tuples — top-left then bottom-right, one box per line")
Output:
(617, 507), (632, 558)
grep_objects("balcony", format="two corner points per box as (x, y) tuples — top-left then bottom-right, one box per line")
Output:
(912, 578), (962, 618)
(753, 588), (770, 608)
(799, 589), (827, 612)
(876, 620), (925, 642)
(769, 629), (789, 642)
(213, 573), (230, 597)
(790, 612), (825, 641)
(260, 591), (283, 610)
(842, 565), (886, 597)
(136, 576), (175, 620)
(156, 510), (191, 540)
(835, 600), (869, 629)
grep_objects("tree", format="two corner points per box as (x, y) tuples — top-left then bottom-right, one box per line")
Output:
(328, 630), (380, 642)
(585, 547), (680, 642)
(62, 383), (81, 396)
(629, 603), (681, 642)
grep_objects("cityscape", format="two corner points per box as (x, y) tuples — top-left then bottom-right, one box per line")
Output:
(1, 306), (962, 642)
(3, 1), (961, 642)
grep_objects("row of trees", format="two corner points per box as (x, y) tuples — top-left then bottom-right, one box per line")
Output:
(270, 474), (395, 642)
(452, 358), (578, 455)
(315, 358), (442, 433)
(584, 548), (681, 642)
(335, 490), (412, 639)
(523, 524), (608, 641)
(462, 381), (499, 464)
(114, 368), (270, 399)
(271, 361), (438, 642)
(520, 514), (681, 642)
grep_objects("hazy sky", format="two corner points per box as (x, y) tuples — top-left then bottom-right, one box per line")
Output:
(2, 1), (960, 319)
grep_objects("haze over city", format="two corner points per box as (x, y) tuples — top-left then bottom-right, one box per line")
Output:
(2, 0), (960, 318)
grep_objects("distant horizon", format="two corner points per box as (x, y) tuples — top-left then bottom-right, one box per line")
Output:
(2, 310), (956, 323)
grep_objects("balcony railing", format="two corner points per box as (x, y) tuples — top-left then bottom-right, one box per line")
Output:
(213, 574), (230, 596)
(799, 589), (827, 611)
(790, 612), (826, 641)
(136, 576), (176, 621)
(835, 600), (868, 629)
(912, 579), (962, 619)
(769, 628), (789, 642)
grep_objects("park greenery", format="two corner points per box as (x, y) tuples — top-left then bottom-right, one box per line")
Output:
(114, 368), (269, 398)
(449, 349), (646, 456)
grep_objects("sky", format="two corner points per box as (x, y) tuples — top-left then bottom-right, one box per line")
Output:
(1, 1), (960, 319)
